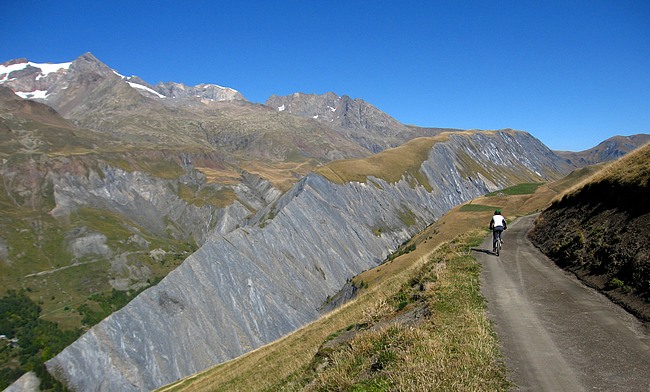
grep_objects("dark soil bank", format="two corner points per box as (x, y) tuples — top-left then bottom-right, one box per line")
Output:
(529, 180), (650, 321)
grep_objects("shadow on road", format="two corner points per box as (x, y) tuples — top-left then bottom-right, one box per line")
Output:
(471, 247), (495, 256)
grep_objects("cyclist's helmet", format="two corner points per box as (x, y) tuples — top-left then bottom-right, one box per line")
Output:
(495, 209), (501, 215)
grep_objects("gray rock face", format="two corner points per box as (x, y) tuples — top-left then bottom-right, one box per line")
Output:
(68, 232), (110, 259)
(50, 164), (217, 245)
(0, 237), (9, 260)
(49, 163), (278, 246)
(45, 130), (570, 391)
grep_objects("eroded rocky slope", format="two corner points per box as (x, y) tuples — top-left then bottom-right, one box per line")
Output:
(46, 130), (571, 391)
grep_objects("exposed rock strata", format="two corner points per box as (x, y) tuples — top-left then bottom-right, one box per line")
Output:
(46, 130), (570, 391)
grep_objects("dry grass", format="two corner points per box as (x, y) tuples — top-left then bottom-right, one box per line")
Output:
(195, 166), (242, 185)
(196, 159), (320, 192)
(240, 159), (321, 192)
(314, 136), (446, 186)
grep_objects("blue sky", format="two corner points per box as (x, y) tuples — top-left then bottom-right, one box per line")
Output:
(2, 1), (649, 151)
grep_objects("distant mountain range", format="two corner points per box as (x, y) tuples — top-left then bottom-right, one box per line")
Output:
(1, 52), (647, 391)
(555, 134), (650, 167)
(3, 53), (645, 161)
(0, 53), (447, 161)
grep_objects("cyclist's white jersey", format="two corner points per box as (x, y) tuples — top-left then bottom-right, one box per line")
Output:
(492, 215), (506, 228)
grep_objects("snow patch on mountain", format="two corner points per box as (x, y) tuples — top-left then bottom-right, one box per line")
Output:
(126, 81), (166, 98)
(0, 61), (71, 82)
(197, 83), (239, 93)
(15, 90), (49, 99)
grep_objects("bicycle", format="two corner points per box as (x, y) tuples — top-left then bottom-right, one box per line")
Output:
(494, 237), (502, 256)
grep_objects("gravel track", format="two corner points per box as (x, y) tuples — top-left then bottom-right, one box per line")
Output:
(478, 214), (650, 391)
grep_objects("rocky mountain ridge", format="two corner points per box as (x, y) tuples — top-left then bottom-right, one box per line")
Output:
(154, 81), (244, 102)
(1, 54), (360, 160)
(266, 92), (446, 153)
(45, 130), (571, 391)
(0, 53), (441, 160)
(0, 54), (245, 106)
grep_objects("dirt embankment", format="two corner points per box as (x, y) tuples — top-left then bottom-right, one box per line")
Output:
(529, 179), (650, 321)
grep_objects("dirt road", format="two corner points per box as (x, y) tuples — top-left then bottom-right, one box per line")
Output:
(478, 215), (650, 391)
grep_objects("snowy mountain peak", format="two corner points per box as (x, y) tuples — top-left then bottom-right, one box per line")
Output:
(0, 59), (72, 83)
(0, 53), (245, 104)
(0, 59), (73, 101)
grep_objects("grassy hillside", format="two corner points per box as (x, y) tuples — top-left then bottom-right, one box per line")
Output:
(157, 164), (594, 391)
(314, 135), (444, 187)
(530, 142), (650, 321)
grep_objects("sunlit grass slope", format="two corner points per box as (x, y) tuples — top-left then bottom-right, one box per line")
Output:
(314, 135), (444, 186)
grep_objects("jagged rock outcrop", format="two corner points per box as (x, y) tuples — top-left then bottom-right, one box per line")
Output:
(48, 161), (286, 245)
(46, 130), (571, 391)
(49, 162), (239, 245)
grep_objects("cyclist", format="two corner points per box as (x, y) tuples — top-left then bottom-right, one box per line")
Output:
(489, 209), (507, 253)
